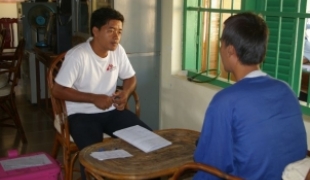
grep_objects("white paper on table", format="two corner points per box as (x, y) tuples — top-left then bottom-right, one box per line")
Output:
(90, 149), (133, 161)
(0, 154), (52, 171)
(113, 125), (172, 153)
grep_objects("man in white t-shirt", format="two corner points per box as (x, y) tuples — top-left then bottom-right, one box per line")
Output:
(52, 7), (152, 180)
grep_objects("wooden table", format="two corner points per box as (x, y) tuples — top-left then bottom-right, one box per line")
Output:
(79, 129), (200, 180)
(33, 47), (57, 116)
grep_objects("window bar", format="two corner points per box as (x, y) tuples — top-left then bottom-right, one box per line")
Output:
(291, 0), (301, 94)
(196, 0), (203, 71)
(182, 0), (188, 70)
(201, 0), (208, 71)
(204, 0), (212, 73)
(300, 0), (310, 108)
(216, 0), (223, 81)
(294, 0), (304, 102)
(226, 0), (236, 82)
(274, 0), (283, 79)
(307, 76), (310, 106)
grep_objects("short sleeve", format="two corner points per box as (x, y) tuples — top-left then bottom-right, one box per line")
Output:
(55, 50), (81, 88)
(116, 45), (135, 80)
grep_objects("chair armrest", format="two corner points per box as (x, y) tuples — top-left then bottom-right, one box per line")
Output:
(169, 162), (243, 180)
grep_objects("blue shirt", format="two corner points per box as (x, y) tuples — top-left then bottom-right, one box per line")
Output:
(194, 76), (307, 180)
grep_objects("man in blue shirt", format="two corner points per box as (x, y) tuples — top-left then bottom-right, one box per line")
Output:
(194, 12), (307, 180)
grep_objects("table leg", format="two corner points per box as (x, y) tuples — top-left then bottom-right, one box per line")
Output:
(85, 168), (104, 180)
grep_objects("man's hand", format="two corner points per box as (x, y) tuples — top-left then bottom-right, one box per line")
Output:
(112, 90), (129, 111)
(93, 94), (114, 110)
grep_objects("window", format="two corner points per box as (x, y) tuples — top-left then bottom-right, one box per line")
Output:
(183, 0), (310, 115)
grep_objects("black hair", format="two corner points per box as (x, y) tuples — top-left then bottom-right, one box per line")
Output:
(221, 12), (269, 65)
(90, 7), (124, 36)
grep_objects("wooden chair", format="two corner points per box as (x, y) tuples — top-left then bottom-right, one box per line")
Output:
(0, 38), (27, 143)
(0, 18), (19, 60)
(170, 151), (310, 180)
(47, 52), (141, 180)
(1, 44), (19, 61)
(0, 18), (18, 49)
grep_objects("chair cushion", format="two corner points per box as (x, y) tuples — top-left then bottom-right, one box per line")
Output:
(0, 73), (8, 88)
(282, 157), (310, 180)
(53, 115), (110, 143)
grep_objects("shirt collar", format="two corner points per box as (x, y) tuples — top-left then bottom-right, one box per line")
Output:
(244, 70), (267, 78)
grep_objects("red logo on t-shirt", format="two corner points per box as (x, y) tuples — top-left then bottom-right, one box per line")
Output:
(106, 64), (115, 71)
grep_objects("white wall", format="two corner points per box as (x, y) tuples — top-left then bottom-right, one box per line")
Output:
(160, 0), (218, 131)
(160, 0), (310, 148)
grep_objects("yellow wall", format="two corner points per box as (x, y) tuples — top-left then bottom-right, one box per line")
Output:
(0, 3), (18, 18)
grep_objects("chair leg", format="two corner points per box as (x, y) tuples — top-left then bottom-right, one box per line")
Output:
(51, 135), (60, 158)
(85, 169), (104, 180)
(63, 147), (71, 180)
(14, 112), (27, 143)
(69, 151), (79, 180)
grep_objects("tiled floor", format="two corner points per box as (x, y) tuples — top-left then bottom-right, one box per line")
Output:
(0, 88), (56, 157)
(0, 83), (78, 179)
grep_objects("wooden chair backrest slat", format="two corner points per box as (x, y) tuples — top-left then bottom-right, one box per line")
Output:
(0, 18), (18, 49)
(0, 29), (6, 55)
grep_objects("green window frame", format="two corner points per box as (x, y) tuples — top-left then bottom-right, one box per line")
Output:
(183, 0), (310, 115)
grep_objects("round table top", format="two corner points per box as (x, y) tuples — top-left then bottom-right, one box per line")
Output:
(79, 128), (200, 180)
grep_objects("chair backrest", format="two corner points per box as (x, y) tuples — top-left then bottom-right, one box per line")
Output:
(0, 29), (6, 55)
(47, 51), (72, 146)
(0, 18), (18, 49)
(48, 52), (67, 116)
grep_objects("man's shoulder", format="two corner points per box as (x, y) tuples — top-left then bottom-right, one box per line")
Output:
(66, 42), (91, 58)
(69, 41), (88, 52)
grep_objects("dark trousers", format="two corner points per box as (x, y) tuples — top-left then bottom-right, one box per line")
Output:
(68, 109), (152, 180)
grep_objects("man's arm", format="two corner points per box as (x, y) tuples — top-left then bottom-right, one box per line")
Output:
(193, 98), (234, 180)
(122, 76), (137, 96)
(113, 76), (137, 111)
(52, 82), (114, 110)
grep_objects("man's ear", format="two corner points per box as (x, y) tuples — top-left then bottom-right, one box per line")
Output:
(92, 26), (99, 37)
(227, 45), (237, 57)
(227, 45), (239, 65)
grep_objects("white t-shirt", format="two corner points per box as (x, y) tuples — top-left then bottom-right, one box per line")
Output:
(55, 37), (135, 115)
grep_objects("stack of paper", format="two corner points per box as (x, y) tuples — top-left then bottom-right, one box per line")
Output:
(90, 149), (132, 161)
(113, 125), (172, 153)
